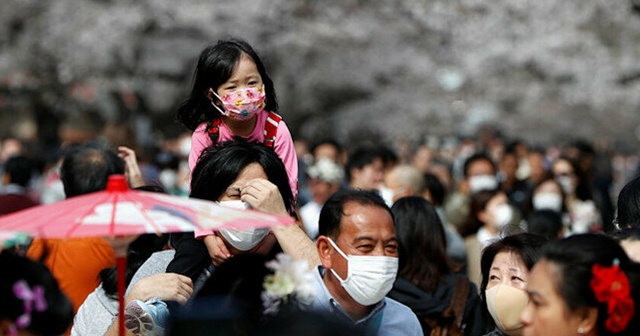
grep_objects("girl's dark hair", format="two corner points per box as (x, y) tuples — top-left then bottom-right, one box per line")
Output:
(541, 234), (640, 335)
(176, 39), (279, 131)
(99, 233), (169, 299)
(190, 142), (295, 217)
(0, 251), (74, 335)
(459, 189), (500, 237)
(391, 196), (451, 292)
(480, 233), (548, 331)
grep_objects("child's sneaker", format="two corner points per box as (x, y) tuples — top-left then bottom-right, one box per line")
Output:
(124, 298), (169, 336)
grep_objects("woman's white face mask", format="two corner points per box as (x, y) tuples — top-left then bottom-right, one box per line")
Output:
(217, 200), (270, 251)
(469, 174), (498, 193)
(532, 192), (563, 212)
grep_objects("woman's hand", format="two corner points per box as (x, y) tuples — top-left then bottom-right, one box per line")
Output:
(203, 234), (231, 266)
(240, 178), (288, 216)
(126, 273), (193, 305)
(117, 146), (146, 189)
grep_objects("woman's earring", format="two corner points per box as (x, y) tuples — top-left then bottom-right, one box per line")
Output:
(577, 327), (584, 335)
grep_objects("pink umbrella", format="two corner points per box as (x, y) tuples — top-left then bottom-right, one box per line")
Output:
(0, 175), (295, 335)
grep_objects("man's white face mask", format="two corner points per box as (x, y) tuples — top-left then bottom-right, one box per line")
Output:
(327, 238), (398, 306)
(217, 200), (270, 251)
(469, 174), (498, 193)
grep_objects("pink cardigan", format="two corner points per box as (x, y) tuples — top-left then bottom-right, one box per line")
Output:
(188, 111), (298, 237)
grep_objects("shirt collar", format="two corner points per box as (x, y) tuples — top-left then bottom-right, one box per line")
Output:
(315, 266), (386, 325)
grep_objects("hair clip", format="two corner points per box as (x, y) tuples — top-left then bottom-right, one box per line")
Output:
(590, 260), (635, 333)
(12, 280), (48, 329)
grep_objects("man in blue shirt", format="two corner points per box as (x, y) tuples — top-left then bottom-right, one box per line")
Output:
(311, 189), (422, 335)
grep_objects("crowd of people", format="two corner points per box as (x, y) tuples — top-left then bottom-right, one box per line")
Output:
(0, 37), (639, 336)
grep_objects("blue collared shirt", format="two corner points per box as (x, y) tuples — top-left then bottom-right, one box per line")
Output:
(309, 266), (423, 336)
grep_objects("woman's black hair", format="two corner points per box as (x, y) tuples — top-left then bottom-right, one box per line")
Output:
(615, 175), (640, 229)
(479, 233), (548, 331)
(422, 173), (447, 207)
(527, 210), (563, 241)
(176, 39), (278, 131)
(391, 196), (451, 292)
(189, 142), (295, 217)
(0, 251), (74, 335)
(459, 189), (500, 237)
(609, 227), (640, 242)
(554, 156), (594, 201)
(540, 233), (640, 335)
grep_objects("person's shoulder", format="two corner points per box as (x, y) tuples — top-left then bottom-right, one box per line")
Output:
(384, 296), (419, 317)
(464, 234), (478, 246)
(383, 297), (423, 334)
(150, 249), (176, 264)
(194, 122), (208, 132)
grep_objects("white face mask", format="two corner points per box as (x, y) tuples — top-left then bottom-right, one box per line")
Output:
(532, 192), (563, 212)
(159, 169), (177, 190)
(469, 174), (498, 193)
(217, 200), (270, 251)
(327, 238), (398, 306)
(178, 137), (192, 158)
(377, 186), (394, 207)
(492, 203), (513, 228)
(485, 284), (529, 332)
(555, 176), (575, 195)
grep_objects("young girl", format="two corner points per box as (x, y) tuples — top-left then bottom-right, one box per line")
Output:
(176, 39), (298, 199)
(167, 40), (300, 288)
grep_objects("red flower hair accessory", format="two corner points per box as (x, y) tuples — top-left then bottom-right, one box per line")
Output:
(590, 258), (635, 333)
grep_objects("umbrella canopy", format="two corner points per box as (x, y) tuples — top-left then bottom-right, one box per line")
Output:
(0, 175), (294, 238)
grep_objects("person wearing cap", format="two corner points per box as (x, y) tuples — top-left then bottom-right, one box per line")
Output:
(300, 158), (345, 240)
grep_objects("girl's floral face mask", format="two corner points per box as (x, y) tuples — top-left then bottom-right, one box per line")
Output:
(210, 85), (266, 121)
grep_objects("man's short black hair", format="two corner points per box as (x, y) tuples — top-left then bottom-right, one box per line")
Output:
(463, 152), (496, 178)
(60, 142), (125, 198)
(4, 155), (33, 187)
(318, 189), (393, 240)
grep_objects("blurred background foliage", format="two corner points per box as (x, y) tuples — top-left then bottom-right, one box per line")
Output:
(0, 0), (639, 152)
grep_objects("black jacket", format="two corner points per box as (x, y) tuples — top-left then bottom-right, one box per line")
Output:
(387, 273), (486, 336)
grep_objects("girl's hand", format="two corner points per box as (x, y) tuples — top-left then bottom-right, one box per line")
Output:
(240, 178), (288, 216)
(117, 146), (145, 189)
(203, 234), (231, 266)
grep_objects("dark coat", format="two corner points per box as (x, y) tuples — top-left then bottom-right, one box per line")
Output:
(387, 273), (486, 336)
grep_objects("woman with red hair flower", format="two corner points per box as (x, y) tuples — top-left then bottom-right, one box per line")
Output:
(520, 234), (640, 336)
